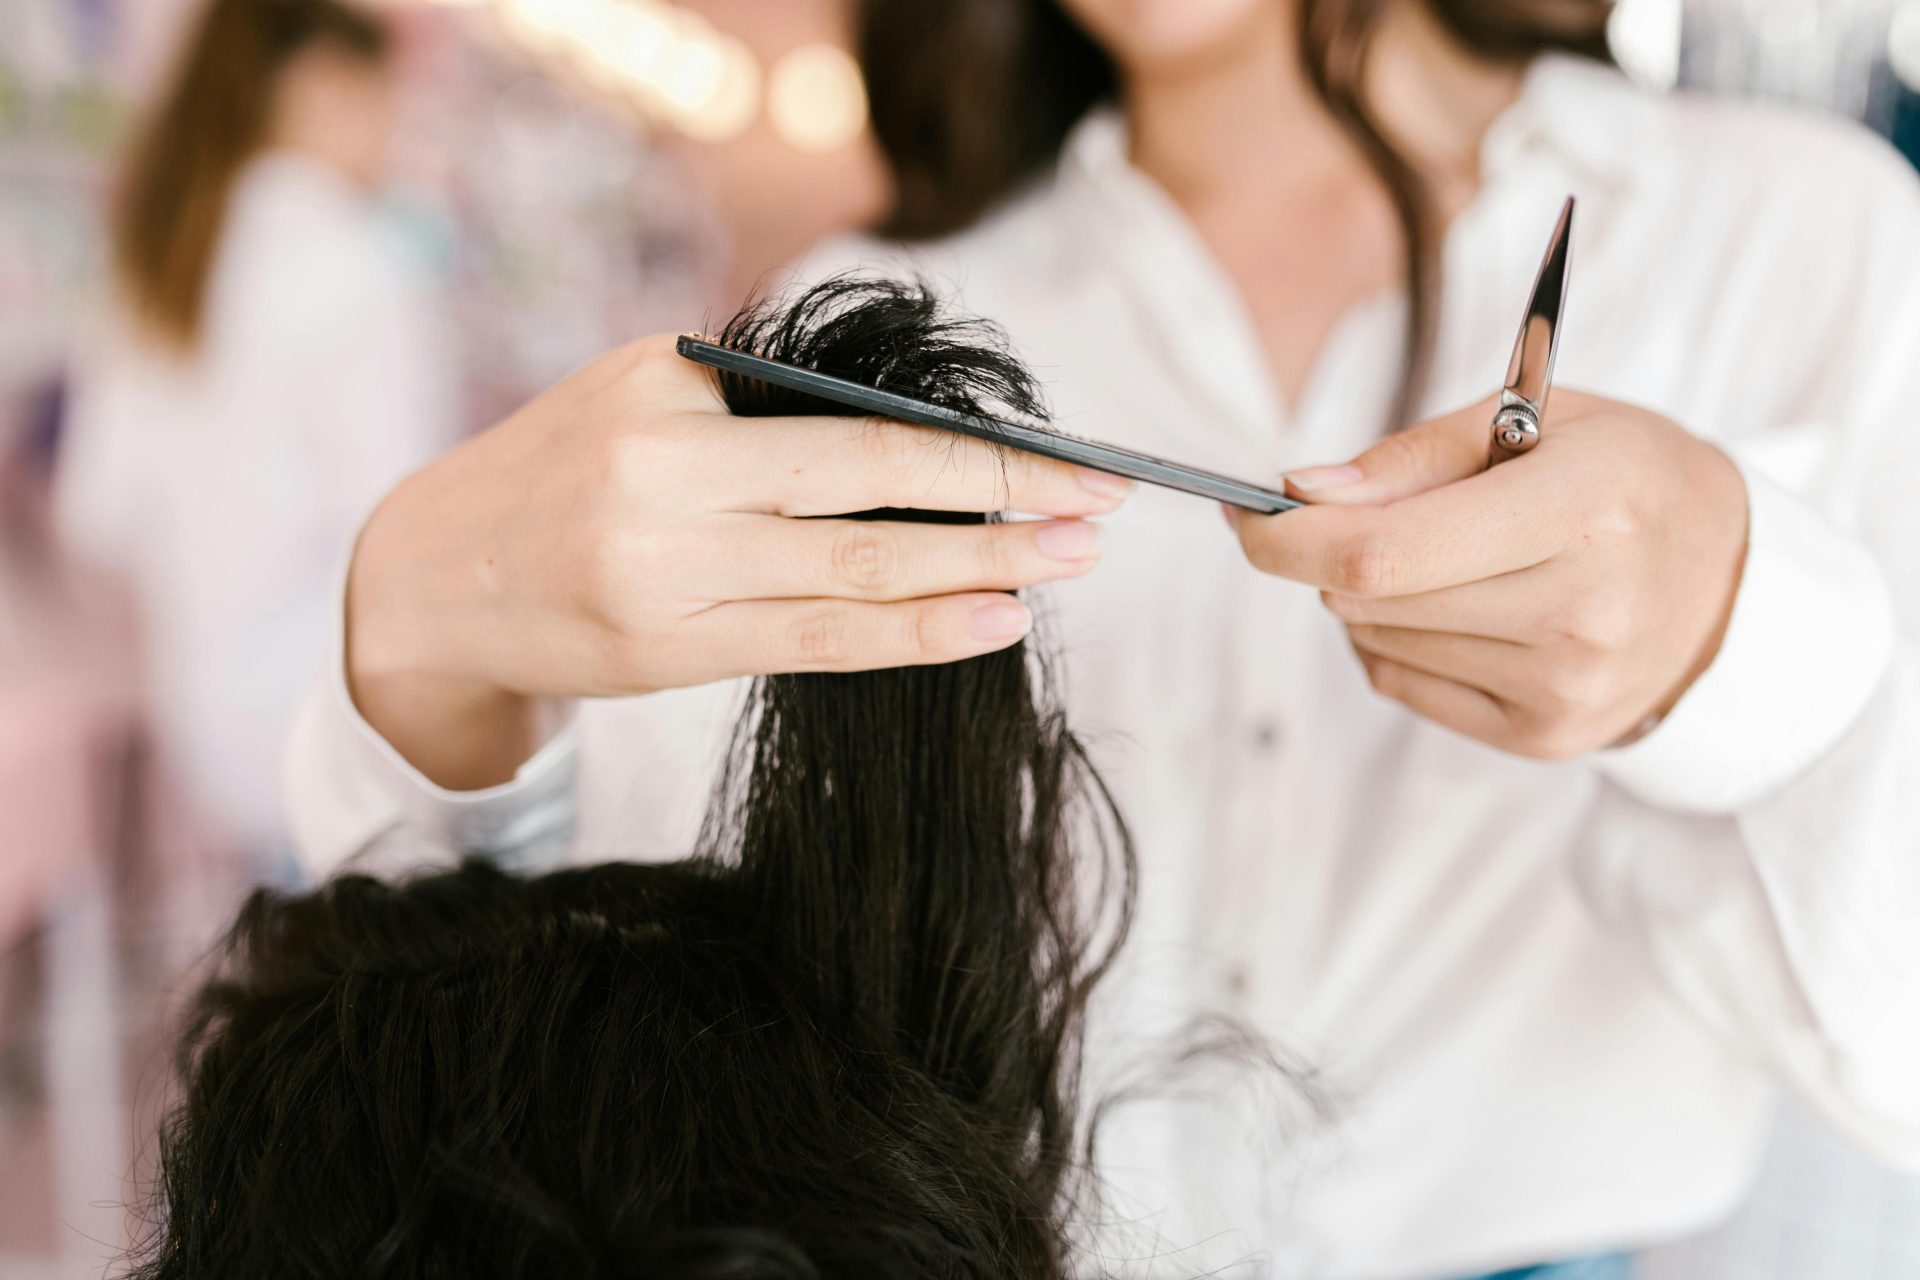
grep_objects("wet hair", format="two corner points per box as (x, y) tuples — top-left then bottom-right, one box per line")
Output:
(131, 278), (1135, 1279)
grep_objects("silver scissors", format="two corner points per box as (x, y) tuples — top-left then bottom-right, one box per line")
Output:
(1489, 196), (1575, 466)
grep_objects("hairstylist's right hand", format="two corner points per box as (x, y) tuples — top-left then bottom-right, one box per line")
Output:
(345, 335), (1130, 789)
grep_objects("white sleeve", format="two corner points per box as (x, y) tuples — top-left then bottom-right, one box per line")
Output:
(284, 561), (581, 880)
(1578, 140), (1920, 1167)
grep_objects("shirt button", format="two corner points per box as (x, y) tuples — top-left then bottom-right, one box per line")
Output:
(1249, 719), (1282, 752)
(1225, 964), (1250, 997)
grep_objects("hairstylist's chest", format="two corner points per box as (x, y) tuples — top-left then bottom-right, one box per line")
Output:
(848, 88), (1874, 966)
(581, 70), (1885, 919)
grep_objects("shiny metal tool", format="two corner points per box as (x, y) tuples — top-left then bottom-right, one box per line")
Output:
(1489, 196), (1575, 466)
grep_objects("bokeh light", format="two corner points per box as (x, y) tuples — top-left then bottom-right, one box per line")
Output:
(768, 43), (867, 152)
(491, 0), (765, 142)
(494, 0), (599, 52)
(662, 31), (759, 142)
(574, 1), (677, 99)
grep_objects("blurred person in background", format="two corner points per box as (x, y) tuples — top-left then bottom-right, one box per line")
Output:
(288, 0), (1919, 1277)
(56, 0), (457, 869)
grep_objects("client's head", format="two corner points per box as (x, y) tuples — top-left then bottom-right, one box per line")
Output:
(133, 278), (1133, 1280)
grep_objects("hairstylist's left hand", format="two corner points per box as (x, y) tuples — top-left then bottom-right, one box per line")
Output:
(1224, 392), (1750, 759)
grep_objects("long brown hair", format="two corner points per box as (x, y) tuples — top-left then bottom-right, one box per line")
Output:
(857, 0), (1613, 428)
(111, 0), (389, 352)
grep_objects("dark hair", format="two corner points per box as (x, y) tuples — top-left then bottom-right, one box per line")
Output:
(111, 0), (390, 350)
(856, 0), (1613, 428)
(131, 279), (1135, 1279)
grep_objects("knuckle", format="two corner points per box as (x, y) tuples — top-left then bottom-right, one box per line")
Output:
(907, 601), (947, 662)
(787, 606), (851, 667)
(977, 451), (1025, 511)
(588, 622), (651, 688)
(1519, 716), (1590, 762)
(1239, 528), (1280, 574)
(858, 421), (914, 474)
(1582, 493), (1642, 543)
(1321, 589), (1361, 622)
(1360, 654), (1399, 697)
(829, 524), (902, 593)
(1554, 595), (1634, 653)
(574, 526), (622, 593)
(604, 432), (663, 493)
(1380, 431), (1432, 475)
(997, 449), (1043, 498)
(1334, 534), (1403, 598)
(624, 332), (674, 368)
(580, 527), (652, 602)
(1545, 661), (1614, 717)
(613, 334), (678, 391)
(978, 525), (1016, 582)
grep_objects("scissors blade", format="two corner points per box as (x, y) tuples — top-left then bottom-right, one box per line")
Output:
(1502, 195), (1575, 415)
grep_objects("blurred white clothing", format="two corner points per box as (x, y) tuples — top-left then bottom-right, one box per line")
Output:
(59, 152), (457, 857)
(286, 60), (1920, 1280)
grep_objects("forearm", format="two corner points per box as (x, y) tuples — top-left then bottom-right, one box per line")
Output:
(343, 666), (548, 793)
(344, 449), (557, 790)
(288, 464), (581, 877)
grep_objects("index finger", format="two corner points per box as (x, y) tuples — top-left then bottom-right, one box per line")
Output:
(1227, 451), (1579, 596)
(720, 413), (1136, 518)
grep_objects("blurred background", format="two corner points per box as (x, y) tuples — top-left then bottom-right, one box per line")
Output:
(1, 1), (1917, 1276)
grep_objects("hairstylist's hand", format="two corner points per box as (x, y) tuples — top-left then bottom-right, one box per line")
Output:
(1224, 392), (1749, 759)
(348, 335), (1131, 788)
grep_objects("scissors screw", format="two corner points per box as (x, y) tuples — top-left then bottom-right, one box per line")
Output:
(1492, 405), (1540, 454)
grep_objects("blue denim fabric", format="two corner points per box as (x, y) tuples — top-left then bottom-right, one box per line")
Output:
(1467, 1255), (1632, 1280)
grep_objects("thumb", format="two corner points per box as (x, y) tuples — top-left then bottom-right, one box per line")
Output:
(1283, 396), (1496, 506)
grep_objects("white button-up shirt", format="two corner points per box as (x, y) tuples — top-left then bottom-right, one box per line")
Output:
(288, 57), (1920, 1280)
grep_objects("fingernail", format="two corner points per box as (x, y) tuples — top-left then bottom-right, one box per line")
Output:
(1078, 469), (1135, 499)
(1033, 519), (1102, 561)
(1284, 463), (1363, 492)
(969, 600), (1031, 642)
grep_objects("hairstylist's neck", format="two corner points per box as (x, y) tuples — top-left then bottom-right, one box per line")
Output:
(269, 46), (392, 190)
(1124, 6), (1339, 203)
(1365, 4), (1526, 194)
(1124, 3), (1522, 207)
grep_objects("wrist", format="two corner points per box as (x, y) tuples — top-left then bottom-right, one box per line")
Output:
(1666, 445), (1758, 706)
(346, 468), (543, 790)
(347, 468), (472, 685)
(1597, 463), (1894, 812)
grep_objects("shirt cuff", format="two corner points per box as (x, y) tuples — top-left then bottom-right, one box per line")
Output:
(285, 551), (579, 880)
(1595, 464), (1897, 814)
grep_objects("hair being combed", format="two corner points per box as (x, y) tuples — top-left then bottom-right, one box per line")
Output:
(130, 277), (1134, 1279)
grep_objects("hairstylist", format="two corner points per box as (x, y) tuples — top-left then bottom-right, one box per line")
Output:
(293, 1), (1920, 1277)
(62, 0), (455, 864)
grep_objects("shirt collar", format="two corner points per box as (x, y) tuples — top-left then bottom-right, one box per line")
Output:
(1061, 51), (1661, 197)
(1483, 52), (1663, 190)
